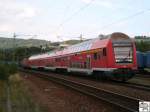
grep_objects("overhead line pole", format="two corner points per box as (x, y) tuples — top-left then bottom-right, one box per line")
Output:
(13, 33), (16, 62)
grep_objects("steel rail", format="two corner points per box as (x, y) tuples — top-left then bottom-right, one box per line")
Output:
(20, 69), (140, 112)
(121, 82), (150, 92)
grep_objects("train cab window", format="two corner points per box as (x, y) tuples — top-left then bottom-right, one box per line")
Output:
(103, 48), (107, 56)
(93, 52), (97, 60)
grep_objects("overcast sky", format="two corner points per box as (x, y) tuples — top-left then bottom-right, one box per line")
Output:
(0, 0), (150, 41)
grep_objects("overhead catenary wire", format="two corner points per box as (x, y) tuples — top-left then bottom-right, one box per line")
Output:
(55, 1), (72, 42)
(91, 8), (150, 34)
(67, 8), (150, 40)
(62, 8), (146, 41)
(55, 0), (145, 41)
(60, 1), (72, 25)
(59, 0), (95, 27)
(55, 0), (95, 41)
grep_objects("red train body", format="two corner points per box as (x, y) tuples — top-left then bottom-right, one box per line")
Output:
(22, 32), (137, 81)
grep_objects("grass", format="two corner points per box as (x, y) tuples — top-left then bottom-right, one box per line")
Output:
(0, 74), (46, 112)
(0, 81), (7, 112)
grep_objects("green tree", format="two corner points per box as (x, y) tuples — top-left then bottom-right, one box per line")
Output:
(135, 40), (150, 52)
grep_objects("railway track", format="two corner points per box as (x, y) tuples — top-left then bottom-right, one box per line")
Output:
(20, 69), (140, 112)
(120, 82), (150, 92)
(45, 69), (150, 92)
(135, 75), (150, 79)
(65, 74), (150, 92)
(135, 71), (150, 78)
(43, 69), (150, 92)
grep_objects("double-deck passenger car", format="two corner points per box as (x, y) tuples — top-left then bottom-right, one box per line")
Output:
(22, 32), (137, 81)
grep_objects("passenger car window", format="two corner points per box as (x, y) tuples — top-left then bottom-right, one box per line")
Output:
(103, 48), (107, 56)
(93, 52), (97, 60)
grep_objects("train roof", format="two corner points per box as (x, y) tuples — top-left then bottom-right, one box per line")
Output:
(29, 32), (131, 60)
(29, 38), (109, 60)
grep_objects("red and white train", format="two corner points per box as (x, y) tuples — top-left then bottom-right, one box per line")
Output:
(22, 32), (137, 81)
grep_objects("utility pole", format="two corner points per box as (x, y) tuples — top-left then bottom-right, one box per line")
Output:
(13, 33), (16, 47)
(13, 33), (16, 63)
(12, 33), (38, 61)
(79, 34), (83, 42)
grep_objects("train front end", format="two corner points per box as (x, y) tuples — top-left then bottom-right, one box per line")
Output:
(108, 33), (137, 81)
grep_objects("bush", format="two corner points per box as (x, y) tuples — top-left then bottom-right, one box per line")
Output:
(0, 63), (18, 80)
(8, 63), (18, 74)
(0, 64), (9, 80)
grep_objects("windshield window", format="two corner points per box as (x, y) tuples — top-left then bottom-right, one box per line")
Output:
(113, 44), (133, 64)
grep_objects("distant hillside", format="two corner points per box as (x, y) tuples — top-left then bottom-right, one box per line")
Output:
(0, 37), (81, 49)
(0, 37), (51, 49)
(64, 40), (81, 45)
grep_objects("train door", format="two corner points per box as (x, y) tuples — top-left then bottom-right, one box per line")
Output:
(102, 48), (107, 67)
(86, 55), (91, 69)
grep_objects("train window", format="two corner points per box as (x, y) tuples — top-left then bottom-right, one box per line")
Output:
(103, 48), (107, 56)
(84, 62), (86, 68)
(62, 58), (65, 61)
(98, 53), (101, 59)
(55, 58), (61, 62)
(55, 58), (57, 62)
(93, 53), (97, 60)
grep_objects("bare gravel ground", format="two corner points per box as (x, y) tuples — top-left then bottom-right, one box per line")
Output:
(21, 72), (123, 112)
(128, 76), (150, 86)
